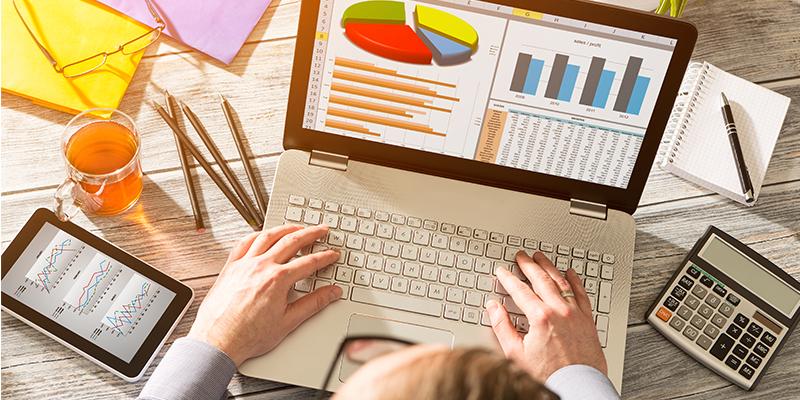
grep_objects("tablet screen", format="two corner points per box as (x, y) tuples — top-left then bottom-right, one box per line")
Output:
(1, 222), (177, 362)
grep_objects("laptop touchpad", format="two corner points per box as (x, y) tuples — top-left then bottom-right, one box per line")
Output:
(338, 314), (454, 382)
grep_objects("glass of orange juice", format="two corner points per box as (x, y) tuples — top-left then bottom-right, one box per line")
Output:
(54, 108), (143, 221)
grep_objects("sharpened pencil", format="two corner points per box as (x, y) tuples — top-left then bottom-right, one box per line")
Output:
(164, 90), (205, 232)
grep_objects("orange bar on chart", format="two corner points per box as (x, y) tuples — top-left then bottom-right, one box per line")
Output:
(330, 83), (451, 113)
(333, 70), (459, 101)
(327, 107), (446, 137)
(325, 118), (381, 136)
(329, 94), (418, 117)
(335, 58), (457, 88)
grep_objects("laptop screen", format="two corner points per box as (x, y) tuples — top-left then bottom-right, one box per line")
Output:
(302, 0), (677, 189)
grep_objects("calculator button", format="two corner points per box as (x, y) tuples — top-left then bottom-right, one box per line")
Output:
(700, 275), (714, 288)
(725, 355), (742, 370)
(740, 333), (756, 349)
(727, 293), (741, 306)
(671, 286), (687, 301)
(663, 296), (680, 311)
(747, 322), (763, 337)
(739, 364), (755, 380)
(698, 304), (714, 319)
(677, 305), (693, 320)
(753, 342), (769, 357)
(703, 324), (720, 339)
(691, 285), (708, 299)
(761, 332), (777, 347)
(711, 313), (727, 328)
(746, 353), (762, 369)
(670, 317), (686, 331)
(678, 275), (694, 290)
(718, 302), (735, 318)
(696, 335), (713, 350)
(726, 324), (743, 339)
(687, 265), (701, 278)
(705, 294), (721, 309)
(683, 326), (699, 341)
(684, 295), (701, 310)
(712, 285), (727, 297)
(656, 307), (672, 322)
(710, 333), (735, 360)
(690, 315), (706, 330)
(734, 313), (749, 328)
(732, 344), (748, 359)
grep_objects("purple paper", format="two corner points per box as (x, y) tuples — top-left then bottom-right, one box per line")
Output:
(98, 0), (271, 64)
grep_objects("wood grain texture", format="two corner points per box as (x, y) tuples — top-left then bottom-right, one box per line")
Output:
(2, 0), (799, 398)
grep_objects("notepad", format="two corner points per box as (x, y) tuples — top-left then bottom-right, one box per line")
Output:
(1, 0), (150, 118)
(659, 62), (790, 206)
(97, 0), (272, 64)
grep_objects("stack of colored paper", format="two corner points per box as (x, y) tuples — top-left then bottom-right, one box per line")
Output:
(1, 0), (152, 117)
(97, 0), (273, 64)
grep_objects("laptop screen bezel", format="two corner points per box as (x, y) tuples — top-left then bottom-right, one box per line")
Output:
(284, 0), (697, 215)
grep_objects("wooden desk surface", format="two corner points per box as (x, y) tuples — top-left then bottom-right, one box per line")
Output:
(2, 0), (798, 398)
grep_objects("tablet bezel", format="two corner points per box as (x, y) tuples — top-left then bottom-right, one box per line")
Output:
(1, 208), (193, 380)
(284, 0), (697, 215)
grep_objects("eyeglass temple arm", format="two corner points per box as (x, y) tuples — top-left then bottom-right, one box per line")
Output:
(12, 0), (61, 71)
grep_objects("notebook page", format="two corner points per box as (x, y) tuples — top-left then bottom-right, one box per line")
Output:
(670, 63), (790, 204)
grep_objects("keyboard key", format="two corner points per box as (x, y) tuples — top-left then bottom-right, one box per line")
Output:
(753, 342), (769, 358)
(687, 265), (701, 278)
(746, 353), (762, 369)
(288, 195), (305, 205)
(294, 278), (312, 292)
(340, 205), (355, 215)
(384, 259), (402, 274)
(303, 209), (322, 224)
(364, 238), (382, 254)
(683, 326), (699, 341)
(696, 335), (713, 350)
(358, 220), (376, 235)
(739, 364), (755, 380)
(678, 275), (694, 289)
(335, 266), (353, 283)
(376, 224), (394, 239)
(584, 278), (598, 294)
(710, 333), (735, 360)
(456, 255), (474, 271)
(431, 234), (449, 249)
(340, 216), (357, 232)
(391, 214), (406, 225)
(450, 237), (467, 253)
(458, 272), (476, 288)
(669, 317), (686, 331)
(407, 217), (422, 228)
(346, 234), (364, 250)
(481, 310), (492, 326)
(323, 213), (340, 228)
(444, 304), (462, 320)
(446, 287), (465, 303)
(598, 330), (607, 347)
(747, 322), (763, 338)
(539, 242), (554, 252)
(314, 279), (331, 291)
(457, 226), (472, 237)
(725, 355), (741, 370)
(440, 269), (457, 285)
(671, 286), (687, 301)
(465, 291), (483, 306)
(390, 276), (409, 293)
(421, 265), (439, 282)
(703, 324), (719, 339)
(347, 252), (365, 268)
(495, 280), (509, 295)
(711, 313), (727, 328)
(423, 220), (438, 230)
(596, 315), (609, 332)
(705, 294), (721, 309)
(371, 274), (390, 290)
(285, 206), (303, 222)
(726, 324), (743, 339)
(572, 248), (586, 258)
(727, 293), (741, 306)
(503, 297), (523, 314)
(383, 243), (400, 257)
(732, 344), (748, 359)
(677, 305), (692, 320)
(712, 285), (727, 297)
(428, 284), (445, 300)
(462, 307), (480, 324)
(556, 257), (569, 271)
(476, 275), (494, 292)
(587, 251), (600, 261)
(507, 236), (522, 247)
(523, 239), (538, 249)
(374, 211), (389, 221)
(600, 264), (614, 280)
(351, 287), (442, 317)
(467, 240), (485, 256)
(734, 313), (749, 328)
(401, 244), (419, 260)
(691, 285), (708, 299)
(335, 284), (350, 299)
(366, 255), (384, 271)
(317, 265), (334, 279)
(586, 262), (599, 277)
(327, 231), (345, 247)
(354, 270), (371, 286)
(395, 227), (412, 242)
(698, 304), (714, 319)
(601, 254), (615, 264)
(474, 259), (492, 274)
(486, 243), (503, 259)
(438, 252), (455, 267)
(419, 248), (437, 264)
(307, 198), (322, 209)
(557, 245), (570, 255)
(402, 262), (421, 279)
(740, 333), (755, 349)
(489, 232), (504, 243)
(718, 302), (735, 318)
(413, 230), (431, 246)
(699, 275), (714, 288)
(663, 296), (680, 311)
(690, 315), (705, 329)
(761, 332), (777, 347)
(473, 229), (488, 241)
(570, 259), (585, 274)
(409, 280), (427, 296)
(516, 316), (529, 332)
(684, 295), (701, 310)
(441, 223), (456, 234)
(597, 281), (612, 314)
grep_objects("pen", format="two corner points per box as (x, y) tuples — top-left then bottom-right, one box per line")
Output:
(179, 101), (265, 228)
(720, 92), (755, 203)
(152, 101), (261, 230)
(164, 90), (205, 232)
(220, 94), (268, 218)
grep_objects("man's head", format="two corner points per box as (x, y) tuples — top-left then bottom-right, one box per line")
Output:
(334, 345), (559, 400)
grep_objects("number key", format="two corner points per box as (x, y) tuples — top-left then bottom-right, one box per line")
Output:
(684, 295), (701, 310)
(718, 302), (735, 317)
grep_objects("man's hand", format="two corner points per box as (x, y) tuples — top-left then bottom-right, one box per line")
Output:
(188, 224), (341, 366)
(487, 251), (607, 381)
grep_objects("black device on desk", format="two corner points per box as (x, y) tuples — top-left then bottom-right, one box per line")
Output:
(647, 226), (800, 390)
(1, 208), (193, 381)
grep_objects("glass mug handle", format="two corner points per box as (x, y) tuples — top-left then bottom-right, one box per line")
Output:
(53, 177), (106, 221)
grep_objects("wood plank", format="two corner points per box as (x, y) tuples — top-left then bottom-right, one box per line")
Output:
(681, 0), (800, 83)
(639, 80), (800, 206)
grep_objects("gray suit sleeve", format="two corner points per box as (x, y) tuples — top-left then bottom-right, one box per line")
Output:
(138, 337), (237, 400)
(545, 364), (620, 400)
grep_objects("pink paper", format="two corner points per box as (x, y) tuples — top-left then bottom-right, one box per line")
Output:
(98, 0), (271, 64)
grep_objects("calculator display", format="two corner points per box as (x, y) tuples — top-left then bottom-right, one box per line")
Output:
(700, 235), (800, 317)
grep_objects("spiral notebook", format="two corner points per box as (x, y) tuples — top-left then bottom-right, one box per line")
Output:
(659, 62), (790, 206)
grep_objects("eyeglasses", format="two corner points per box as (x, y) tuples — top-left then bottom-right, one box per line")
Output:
(13, 0), (166, 78)
(317, 336), (415, 399)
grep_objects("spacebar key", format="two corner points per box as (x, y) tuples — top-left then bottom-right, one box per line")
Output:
(351, 287), (443, 317)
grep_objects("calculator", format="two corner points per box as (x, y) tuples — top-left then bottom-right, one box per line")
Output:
(646, 226), (800, 390)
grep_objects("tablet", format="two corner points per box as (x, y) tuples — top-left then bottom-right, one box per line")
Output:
(1, 208), (193, 381)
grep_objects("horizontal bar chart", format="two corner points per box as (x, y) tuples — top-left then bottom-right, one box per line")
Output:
(332, 70), (459, 101)
(334, 58), (457, 88)
(330, 82), (452, 113)
(329, 94), (420, 117)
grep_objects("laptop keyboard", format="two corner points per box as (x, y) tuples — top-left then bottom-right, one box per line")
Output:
(284, 194), (615, 347)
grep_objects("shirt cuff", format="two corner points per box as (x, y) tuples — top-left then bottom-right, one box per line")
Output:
(545, 364), (620, 400)
(138, 337), (237, 400)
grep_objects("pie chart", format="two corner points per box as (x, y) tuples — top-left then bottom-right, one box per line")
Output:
(341, 1), (478, 65)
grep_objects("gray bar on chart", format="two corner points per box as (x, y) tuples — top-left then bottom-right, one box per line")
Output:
(613, 56), (643, 112)
(545, 54), (569, 99)
(510, 53), (532, 93)
(579, 57), (606, 106)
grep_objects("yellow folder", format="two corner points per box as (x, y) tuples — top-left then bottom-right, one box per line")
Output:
(1, 0), (151, 118)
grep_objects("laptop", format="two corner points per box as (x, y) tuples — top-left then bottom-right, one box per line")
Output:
(240, 0), (696, 392)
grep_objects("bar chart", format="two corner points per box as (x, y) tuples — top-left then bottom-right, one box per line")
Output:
(509, 53), (651, 116)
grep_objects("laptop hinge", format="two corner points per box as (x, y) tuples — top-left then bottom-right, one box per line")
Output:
(569, 199), (607, 220)
(309, 150), (348, 171)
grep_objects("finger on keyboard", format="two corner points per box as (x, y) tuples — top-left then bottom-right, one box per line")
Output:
(265, 225), (329, 263)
